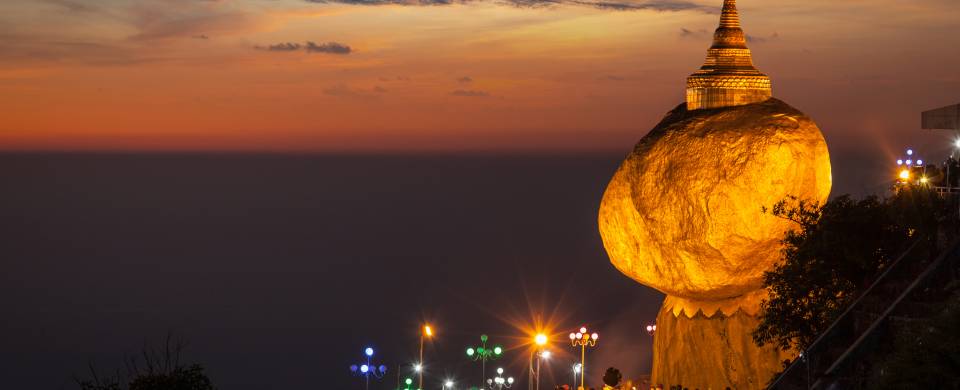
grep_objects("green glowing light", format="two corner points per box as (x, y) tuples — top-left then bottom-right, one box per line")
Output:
(480, 334), (488, 342)
(466, 347), (475, 356)
(477, 347), (485, 354)
(405, 378), (413, 385)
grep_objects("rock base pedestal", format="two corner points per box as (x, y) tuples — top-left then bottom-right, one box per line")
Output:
(650, 292), (791, 389)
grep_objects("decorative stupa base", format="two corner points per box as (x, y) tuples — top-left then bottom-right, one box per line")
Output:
(650, 292), (791, 389)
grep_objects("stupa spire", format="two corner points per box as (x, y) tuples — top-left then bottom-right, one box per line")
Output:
(685, 0), (772, 110)
(719, 0), (741, 29)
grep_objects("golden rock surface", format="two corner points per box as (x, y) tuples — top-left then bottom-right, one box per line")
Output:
(598, 98), (832, 300)
(651, 296), (792, 389)
(686, 0), (772, 110)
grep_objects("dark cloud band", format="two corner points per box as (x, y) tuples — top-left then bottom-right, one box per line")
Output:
(256, 41), (352, 54)
(305, 0), (711, 12)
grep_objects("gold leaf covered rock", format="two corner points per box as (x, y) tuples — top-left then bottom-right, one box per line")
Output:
(598, 98), (832, 300)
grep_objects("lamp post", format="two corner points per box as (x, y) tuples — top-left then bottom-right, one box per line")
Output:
(466, 334), (503, 388)
(896, 148), (925, 186)
(349, 347), (387, 390)
(488, 367), (514, 390)
(569, 326), (598, 390)
(528, 333), (548, 390)
(573, 363), (581, 389)
(419, 324), (433, 390)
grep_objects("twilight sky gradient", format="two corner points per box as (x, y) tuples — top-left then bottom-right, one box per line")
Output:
(1, 0), (958, 158)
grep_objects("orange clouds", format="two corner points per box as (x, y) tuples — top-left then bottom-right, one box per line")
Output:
(0, 0), (958, 154)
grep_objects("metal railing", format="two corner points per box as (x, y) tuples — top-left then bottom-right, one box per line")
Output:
(767, 239), (925, 389)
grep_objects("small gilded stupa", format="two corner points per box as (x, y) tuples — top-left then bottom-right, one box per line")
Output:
(686, 0), (772, 110)
(598, 0), (832, 388)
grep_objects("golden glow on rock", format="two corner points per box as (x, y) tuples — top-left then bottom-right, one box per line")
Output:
(599, 98), (832, 300)
(598, 2), (832, 387)
(686, 0), (772, 110)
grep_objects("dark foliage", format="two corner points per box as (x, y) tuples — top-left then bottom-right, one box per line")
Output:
(603, 367), (622, 387)
(753, 187), (943, 352)
(76, 335), (215, 390)
(870, 292), (960, 388)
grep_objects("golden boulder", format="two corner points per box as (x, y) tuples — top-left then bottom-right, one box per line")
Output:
(598, 98), (832, 300)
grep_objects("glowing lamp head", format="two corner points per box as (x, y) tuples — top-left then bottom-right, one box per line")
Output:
(897, 159), (903, 166)
(646, 325), (653, 332)
(921, 176), (929, 184)
(574, 363), (582, 373)
(541, 350), (551, 359)
(379, 365), (387, 374)
(493, 346), (503, 355)
(350, 365), (358, 372)
(424, 325), (433, 337)
(907, 149), (914, 156)
(360, 364), (370, 373)
(576, 332), (583, 340)
(579, 326), (588, 334)
(918, 160), (924, 166)
(365, 347), (374, 357)
(414, 364), (422, 372)
(406, 378), (413, 385)
(569, 333), (576, 340)
(466, 347), (475, 356)
(591, 333), (599, 340)
(899, 169), (910, 180)
(497, 367), (504, 375)
(955, 139), (960, 149)
(445, 380), (454, 388)
(480, 334), (488, 342)
(906, 160), (913, 166)
(534, 333), (547, 346)
(508, 377), (515, 384)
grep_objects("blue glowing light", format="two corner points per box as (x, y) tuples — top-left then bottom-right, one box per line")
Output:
(360, 364), (370, 373)
(365, 347), (374, 357)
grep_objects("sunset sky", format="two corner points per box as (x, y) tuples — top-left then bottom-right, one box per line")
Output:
(1, 0), (958, 156)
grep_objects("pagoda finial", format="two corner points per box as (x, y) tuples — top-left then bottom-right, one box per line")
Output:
(685, 0), (771, 110)
(719, 0), (741, 28)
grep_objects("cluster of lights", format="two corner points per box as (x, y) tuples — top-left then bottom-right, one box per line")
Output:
(895, 148), (930, 184)
(466, 334), (503, 359)
(646, 324), (657, 336)
(486, 367), (514, 389)
(569, 326), (599, 344)
(349, 347), (387, 390)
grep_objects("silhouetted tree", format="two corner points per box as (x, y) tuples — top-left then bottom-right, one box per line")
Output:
(753, 187), (943, 352)
(76, 334), (215, 390)
(603, 367), (622, 387)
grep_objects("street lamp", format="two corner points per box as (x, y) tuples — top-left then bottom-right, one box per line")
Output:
(569, 326), (599, 390)
(349, 347), (387, 390)
(444, 379), (455, 390)
(529, 333), (548, 390)
(646, 324), (657, 336)
(488, 367), (514, 389)
(466, 334), (503, 388)
(419, 324), (434, 390)
(573, 363), (582, 389)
